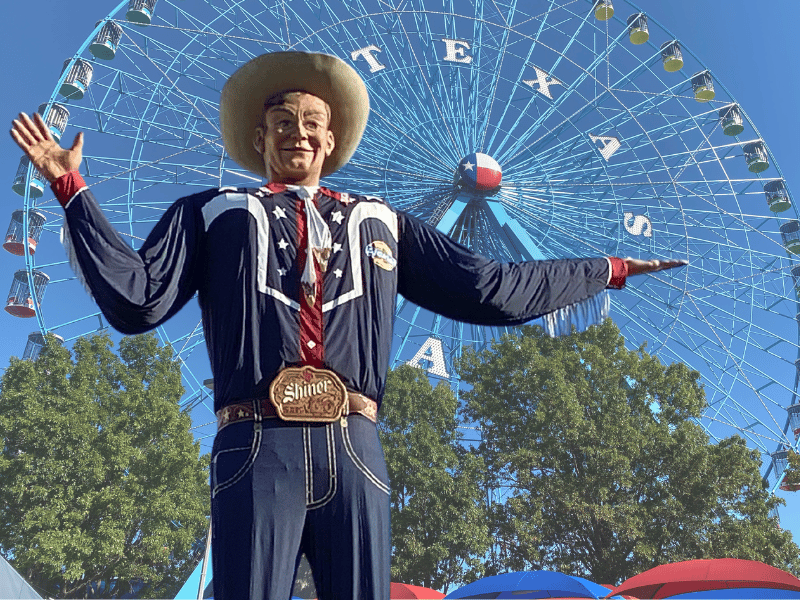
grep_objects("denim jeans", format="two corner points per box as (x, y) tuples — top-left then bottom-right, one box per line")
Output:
(210, 413), (391, 600)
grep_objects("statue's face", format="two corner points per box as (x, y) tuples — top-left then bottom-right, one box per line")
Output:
(253, 92), (335, 186)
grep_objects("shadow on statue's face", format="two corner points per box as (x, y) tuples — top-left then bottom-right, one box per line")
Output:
(252, 92), (335, 186)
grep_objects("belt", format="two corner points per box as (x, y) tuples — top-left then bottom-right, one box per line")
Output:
(216, 391), (378, 431)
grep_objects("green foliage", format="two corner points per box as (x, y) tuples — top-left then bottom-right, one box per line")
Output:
(784, 450), (800, 488)
(379, 366), (490, 594)
(290, 554), (316, 599)
(0, 333), (210, 598)
(458, 320), (800, 584)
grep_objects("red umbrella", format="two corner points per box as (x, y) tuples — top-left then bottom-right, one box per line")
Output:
(598, 583), (640, 600)
(302, 582), (444, 600)
(613, 559), (800, 599)
(390, 581), (446, 599)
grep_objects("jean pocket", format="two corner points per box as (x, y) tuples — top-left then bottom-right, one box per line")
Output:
(211, 422), (261, 497)
(341, 417), (390, 495)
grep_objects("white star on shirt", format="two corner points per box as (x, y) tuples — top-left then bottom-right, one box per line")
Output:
(272, 205), (287, 219)
(278, 238), (289, 250)
(277, 268), (287, 277)
(334, 268), (343, 278)
(333, 242), (342, 254)
(331, 211), (344, 224)
(462, 160), (475, 171)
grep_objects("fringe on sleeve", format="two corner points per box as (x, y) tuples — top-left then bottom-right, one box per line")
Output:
(542, 290), (610, 337)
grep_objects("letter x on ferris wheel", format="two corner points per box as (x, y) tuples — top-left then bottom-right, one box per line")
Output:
(9, 0), (800, 502)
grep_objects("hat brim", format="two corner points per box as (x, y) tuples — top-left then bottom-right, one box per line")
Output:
(220, 52), (370, 179)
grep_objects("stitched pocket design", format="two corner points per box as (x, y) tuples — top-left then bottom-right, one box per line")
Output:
(212, 423), (262, 497)
(342, 421), (390, 495)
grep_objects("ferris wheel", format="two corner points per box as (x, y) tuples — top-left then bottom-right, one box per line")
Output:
(5, 0), (800, 495)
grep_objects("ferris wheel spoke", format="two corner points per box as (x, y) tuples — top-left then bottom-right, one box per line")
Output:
(703, 407), (781, 452)
(481, 14), (564, 153)
(119, 33), (222, 137)
(512, 85), (686, 178)
(494, 5), (623, 149)
(381, 7), (464, 156)
(218, 1), (284, 44)
(365, 108), (455, 172)
(607, 64), (689, 110)
(604, 49), (693, 108)
(218, 0), (295, 47)
(495, 29), (643, 164)
(539, 99), (717, 171)
(677, 291), (791, 438)
(673, 184), (791, 255)
(614, 305), (734, 399)
(700, 378), (791, 453)
(171, 318), (207, 359)
(744, 330), (799, 378)
(475, 3), (519, 151)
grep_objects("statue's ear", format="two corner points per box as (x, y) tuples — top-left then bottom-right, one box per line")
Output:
(253, 124), (266, 154)
(325, 128), (335, 157)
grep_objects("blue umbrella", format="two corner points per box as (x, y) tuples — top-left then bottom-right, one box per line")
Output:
(570, 576), (625, 600)
(444, 571), (610, 599)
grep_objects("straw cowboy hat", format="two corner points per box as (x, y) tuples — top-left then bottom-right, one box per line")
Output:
(220, 51), (370, 179)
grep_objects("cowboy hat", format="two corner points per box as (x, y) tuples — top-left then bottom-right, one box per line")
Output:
(220, 51), (370, 179)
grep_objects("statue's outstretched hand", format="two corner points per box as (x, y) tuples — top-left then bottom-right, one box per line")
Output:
(10, 112), (83, 183)
(625, 257), (688, 277)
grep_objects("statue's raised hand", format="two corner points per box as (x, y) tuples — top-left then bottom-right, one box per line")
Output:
(10, 112), (83, 183)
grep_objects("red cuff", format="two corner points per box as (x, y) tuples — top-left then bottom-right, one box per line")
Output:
(51, 171), (87, 208)
(607, 256), (628, 289)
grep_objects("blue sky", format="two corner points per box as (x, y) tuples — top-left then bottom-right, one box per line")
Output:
(1, 0), (799, 580)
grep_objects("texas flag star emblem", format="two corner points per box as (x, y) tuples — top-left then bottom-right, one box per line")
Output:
(459, 152), (502, 191)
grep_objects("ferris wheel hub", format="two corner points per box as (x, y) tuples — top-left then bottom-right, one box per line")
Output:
(457, 152), (502, 191)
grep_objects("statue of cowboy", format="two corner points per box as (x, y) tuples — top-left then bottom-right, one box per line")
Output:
(11, 51), (685, 600)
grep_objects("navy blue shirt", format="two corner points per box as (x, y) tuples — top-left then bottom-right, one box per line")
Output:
(62, 184), (612, 411)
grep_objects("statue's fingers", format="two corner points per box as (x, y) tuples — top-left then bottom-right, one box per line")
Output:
(70, 131), (84, 153)
(33, 111), (53, 141)
(11, 119), (35, 149)
(658, 259), (688, 271)
(10, 126), (27, 150)
(19, 113), (44, 143)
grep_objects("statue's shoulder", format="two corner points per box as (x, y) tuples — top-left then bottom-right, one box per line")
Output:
(321, 187), (388, 208)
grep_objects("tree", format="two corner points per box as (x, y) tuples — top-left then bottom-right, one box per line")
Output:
(0, 333), (210, 598)
(378, 366), (490, 594)
(458, 320), (800, 585)
(783, 449), (800, 490)
(291, 554), (317, 599)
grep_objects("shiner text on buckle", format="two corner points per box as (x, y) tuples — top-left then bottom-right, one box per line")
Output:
(268, 366), (348, 423)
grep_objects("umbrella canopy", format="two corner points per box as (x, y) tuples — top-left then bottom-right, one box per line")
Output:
(391, 581), (446, 599)
(0, 554), (41, 599)
(289, 582), (444, 600)
(667, 589), (800, 599)
(613, 559), (800, 599)
(444, 571), (606, 599)
(570, 576), (627, 599)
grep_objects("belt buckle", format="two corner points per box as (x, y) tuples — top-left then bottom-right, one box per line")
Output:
(268, 366), (348, 423)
